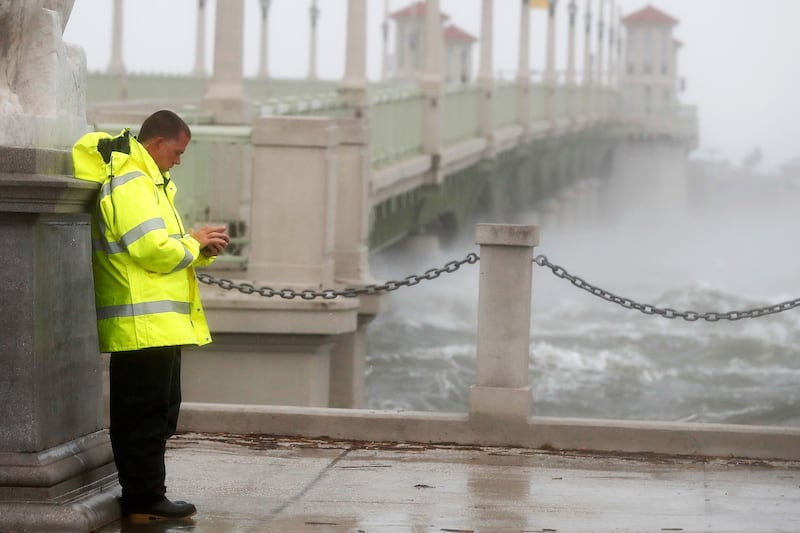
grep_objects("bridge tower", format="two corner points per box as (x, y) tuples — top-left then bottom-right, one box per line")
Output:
(620, 5), (681, 116)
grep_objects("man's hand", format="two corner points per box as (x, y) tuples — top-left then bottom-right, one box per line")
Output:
(191, 225), (230, 257)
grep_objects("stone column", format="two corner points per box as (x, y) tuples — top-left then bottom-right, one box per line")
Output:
(544, 0), (559, 122)
(309, 0), (320, 80)
(258, 0), (271, 79)
(0, 5), (118, 526)
(607, 1), (616, 87)
(184, 116), (360, 408)
(247, 117), (336, 285)
(340, 0), (369, 115)
(583, 0), (593, 117)
(381, 0), (391, 80)
(470, 224), (538, 422)
(420, 0), (444, 157)
(478, 0), (494, 143)
(333, 0), (387, 407)
(193, 0), (207, 76)
(202, 0), (250, 124)
(566, 0), (578, 118)
(544, 0), (558, 84)
(107, 0), (125, 75)
(597, 0), (605, 87)
(517, 0), (531, 133)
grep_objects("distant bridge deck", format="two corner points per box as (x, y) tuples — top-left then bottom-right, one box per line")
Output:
(89, 75), (697, 256)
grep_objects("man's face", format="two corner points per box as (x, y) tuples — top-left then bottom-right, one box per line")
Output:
(146, 130), (190, 174)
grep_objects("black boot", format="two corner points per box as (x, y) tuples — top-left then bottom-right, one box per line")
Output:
(122, 496), (197, 521)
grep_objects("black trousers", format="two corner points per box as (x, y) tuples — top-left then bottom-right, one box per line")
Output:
(109, 346), (182, 503)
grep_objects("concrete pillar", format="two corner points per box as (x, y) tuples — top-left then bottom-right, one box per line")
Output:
(478, 0), (494, 141)
(544, 0), (558, 85)
(516, 0), (531, 132)
(247, 117), (336, 286)
(107, 0), (125, 75)
(185, 116), (360, 408)
(470, 224), (538, 421)
(607, 2), (616, 88)
(544, 0), (559, 122)
(258, 0), (271, 79)
(420, 0), (444, 156)
(340, 0), (369, 117)
(193, 0), (207, 76)
(333, 118), (371, 286)
(202, 0), (250, 124)
(309, 0), (320, 80)
(597, 0), (605, 87)
(583, 0), (593, 116)
(566, 0), (578, 118)
(381, 0), (391, 80)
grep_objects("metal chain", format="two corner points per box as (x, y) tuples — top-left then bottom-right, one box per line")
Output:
(534, 254), (800, 322)
(197, 251), (800, 321)
(196, 252), (480, 300)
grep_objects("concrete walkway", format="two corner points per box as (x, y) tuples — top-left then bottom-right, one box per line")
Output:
(97, 432), (800, 533)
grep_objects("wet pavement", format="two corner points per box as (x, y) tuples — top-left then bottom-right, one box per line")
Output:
(99, 432), (800, 533)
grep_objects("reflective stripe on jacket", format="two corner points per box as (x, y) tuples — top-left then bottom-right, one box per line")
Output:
(72, 129), (214, 352)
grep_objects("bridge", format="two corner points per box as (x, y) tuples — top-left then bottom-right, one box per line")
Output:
(81, 0), (698, 413)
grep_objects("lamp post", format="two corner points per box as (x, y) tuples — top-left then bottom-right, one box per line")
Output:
(567, 0), (577, 85)
(309, 0), (320, 80)
(258, 0), (271, 79)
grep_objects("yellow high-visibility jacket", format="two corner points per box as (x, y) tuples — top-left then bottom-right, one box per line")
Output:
(72, 129), (214, 353)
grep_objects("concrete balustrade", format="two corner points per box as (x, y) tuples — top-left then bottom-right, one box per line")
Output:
(180, 222), (800, 462)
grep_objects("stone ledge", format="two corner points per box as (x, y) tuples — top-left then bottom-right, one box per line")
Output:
(0, 173), (97, 214)
(0, 146), (73, 175)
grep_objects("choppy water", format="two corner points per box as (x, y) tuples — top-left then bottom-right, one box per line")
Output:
(364, 170), (800, 428)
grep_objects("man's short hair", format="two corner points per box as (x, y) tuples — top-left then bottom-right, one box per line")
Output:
(138, 110), (191, 144)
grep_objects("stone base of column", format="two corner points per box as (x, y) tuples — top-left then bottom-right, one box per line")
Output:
(184, 288), (361, 408)
(469, 385), (532, 420)
(0, 432), (119, 533)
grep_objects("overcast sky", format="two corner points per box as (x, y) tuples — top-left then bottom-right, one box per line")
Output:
(63, 0), (800, 171)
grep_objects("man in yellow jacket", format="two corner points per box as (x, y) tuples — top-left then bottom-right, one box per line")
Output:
(73, 110), (228, 521)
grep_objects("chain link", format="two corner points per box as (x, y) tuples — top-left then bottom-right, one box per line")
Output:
(533, 254), (800, 322)
(197, 252), (800, 321)
(196, 252), (480, 300)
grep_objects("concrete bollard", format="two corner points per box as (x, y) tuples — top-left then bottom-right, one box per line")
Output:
(470, 223), (539, 422)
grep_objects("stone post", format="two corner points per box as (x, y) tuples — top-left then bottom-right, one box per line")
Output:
(247, 117), (336, 286)
(332, 0), (387, 407)
(0, 4), (118, 530)
(478, 0), (494, 143)
(517, 0), (531, 134)
(309, 0), (320, 80)
(470, 224), (538, 421)
(193, 0), (207, 76)
(202, 0), (250, 124)
(107, 0), (125, 75)
(420, 0), (443, 157)
(184, 116), (360, 408)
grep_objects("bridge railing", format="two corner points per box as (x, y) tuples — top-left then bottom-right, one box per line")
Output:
(442, 85), (482, 146)
(369, 87), (425, 168)
(493, 82), (520, 129)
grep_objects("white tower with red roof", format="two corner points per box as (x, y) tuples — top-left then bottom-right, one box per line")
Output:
(621, 4), (681, 115)
(389, 1), (477, 83)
